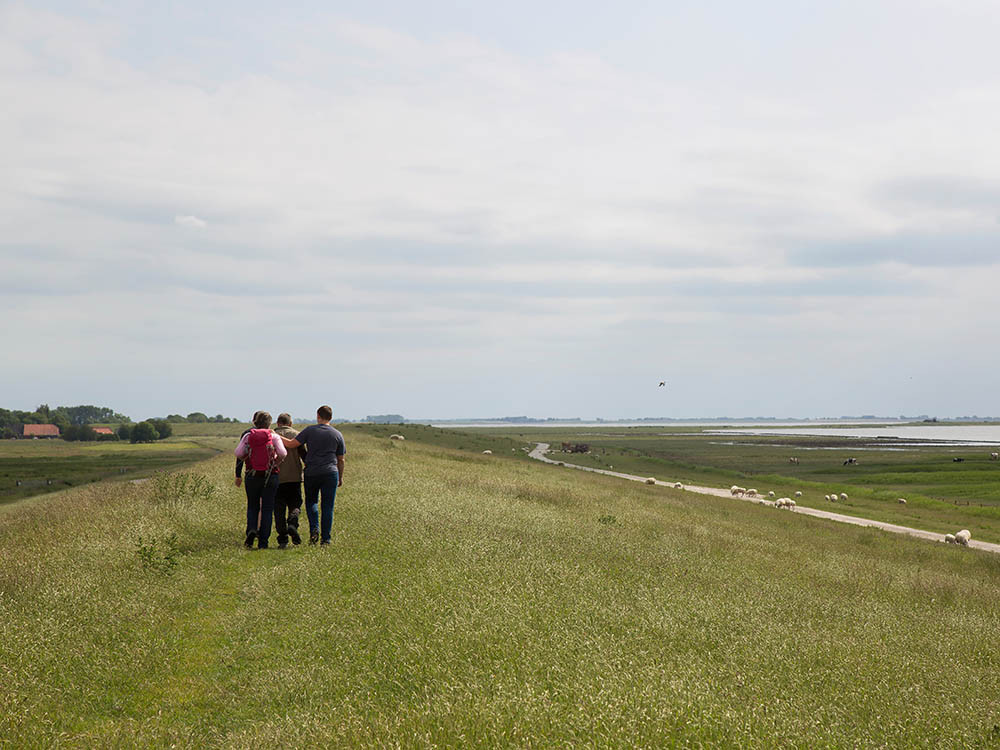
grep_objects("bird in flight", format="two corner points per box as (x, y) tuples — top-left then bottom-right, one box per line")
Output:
(658, 381), (666, 387)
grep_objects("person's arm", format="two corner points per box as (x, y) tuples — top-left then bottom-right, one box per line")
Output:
(280, 435), (301, 449)
(337, 455), (345, 487)
(271, 433), (288, 459)
(234, 434), (250, 487)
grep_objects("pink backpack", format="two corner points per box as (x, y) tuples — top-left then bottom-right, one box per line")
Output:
(246, 428), (279, 474)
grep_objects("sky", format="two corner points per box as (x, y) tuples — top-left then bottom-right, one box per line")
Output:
(3, 0), (1000, 421)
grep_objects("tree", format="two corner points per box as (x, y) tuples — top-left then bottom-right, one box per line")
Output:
(149, 419), (172, 439)
(186, 412), (209, 423)
(117, 424), (133, 441)
(63, 425), (97, 442)
(165, 414), (188, 423)
(130, 422), (159, 443)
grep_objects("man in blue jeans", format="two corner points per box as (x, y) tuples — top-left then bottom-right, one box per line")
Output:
(278, 405), (345, 545)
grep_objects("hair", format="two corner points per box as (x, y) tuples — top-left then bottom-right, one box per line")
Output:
(253, 411), (272, 429)
(276, 413), (292, 426)
(316, 405), (333, 421)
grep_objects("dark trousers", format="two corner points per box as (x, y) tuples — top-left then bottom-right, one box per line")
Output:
(244, 472), (279, 548)
(304, 471), (338, 543)
(274, 481), (303, 545)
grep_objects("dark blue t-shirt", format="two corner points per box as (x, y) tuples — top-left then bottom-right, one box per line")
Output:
(295, 424), (346, 477)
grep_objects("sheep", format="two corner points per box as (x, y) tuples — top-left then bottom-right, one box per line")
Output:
(788, 499), (796, 509)
(746, 489), (758, 498)
(991, 452), (999, 460)
(789, 457), (799, 465)
(389, 434), (405, 440)
(824, 494), (831, 501)
(955, 529), (971, 546)
(731, 486), (746, 497)
(674, 482), (683, 489)
(897, 498), (907, 504)
(843, 457), (858, 466)
(794, 491), (802, 498)
(945, 533), (956, 544)
(645, 477), (657, 485)
(768, 491), (776, 498)
(953, 457), (965, 463)
(839, 493), (848, 501)
(482, 450), (492, 455)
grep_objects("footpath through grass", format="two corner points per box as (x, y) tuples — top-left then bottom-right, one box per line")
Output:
(2, 427), (1000, 746)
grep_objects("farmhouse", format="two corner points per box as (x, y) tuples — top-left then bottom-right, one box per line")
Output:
(92, 427), (114, 436)
(21, 424), (60, 438)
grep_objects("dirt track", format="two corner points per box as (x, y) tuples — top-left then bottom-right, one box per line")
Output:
(529, 443), (1000, 555)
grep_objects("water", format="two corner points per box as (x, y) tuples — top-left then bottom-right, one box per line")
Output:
(709, 425), (1000, 446)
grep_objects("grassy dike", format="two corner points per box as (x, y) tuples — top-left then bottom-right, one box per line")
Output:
(2, 428), (1000, 747)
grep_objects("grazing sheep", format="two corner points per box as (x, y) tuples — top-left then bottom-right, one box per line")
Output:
(789, 457), (799, 465)
(645, 477), (657, 485)
(991, 452), (999, 460)
(843, 457), (858, 465)
(945, 534), (956, 544)
(955, 529), (971, 546)
(839, 493), (848, 501)
(731, 486), (746, 497)
(768, 491), (776, 498)
(824, 494), (830, 501)
(482, 450), (492, 455)
(897, 498), (907, 504)
(794, 491), (802, 498)
(674, 482), (683, 489)
(389, 434), (405, 440)
(746, 489), (758, 498)
(788, 499), (796, 509)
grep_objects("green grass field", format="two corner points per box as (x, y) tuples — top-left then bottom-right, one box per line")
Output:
(0, 438), (219, 506)
(469, 425), (1000, 543)
(2, 425), (1000, 746)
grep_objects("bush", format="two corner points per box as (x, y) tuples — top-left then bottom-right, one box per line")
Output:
(149, 420), (172, 439)
(63, 425), (97, 442)
(117, 424), (132, 441)
(130, 422), (159, 443)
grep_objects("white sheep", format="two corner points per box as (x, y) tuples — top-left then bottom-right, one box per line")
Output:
(746, 489), (758, 498)
(991, 452), (999, 460)
(944, 533), (956, 544)
(794, 491), (802, 498)
(788, 499), (796, 509)
(955, 529), (971, 546)
(389, 434), (405, 440)
(768, 491), (776, 498)
(645, 477), (657, 485)
(824, 494), (831, 501)
(840, 493), (848, 501)
(789, 457), (799, 464)
(482, 450), (492, 455)
(897, 498), (907, 504)
(674, 482), (683, 489)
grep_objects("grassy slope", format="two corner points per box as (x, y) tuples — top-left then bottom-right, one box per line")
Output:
(0, 438), (218, 506)
(477, 427), (1000, 543)
(2, 429), (1000, 747)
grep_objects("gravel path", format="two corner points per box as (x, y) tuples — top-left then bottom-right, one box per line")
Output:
(529, 443), (1000, 554)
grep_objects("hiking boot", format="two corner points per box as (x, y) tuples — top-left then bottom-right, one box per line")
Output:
(309, 531), (319, 545)
(289, 528), (301, 545)
(278, 541), (288, 549)
(244, 530), (257, 548)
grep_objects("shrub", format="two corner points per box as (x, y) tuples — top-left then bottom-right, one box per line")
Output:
(130, 422), (159, 443)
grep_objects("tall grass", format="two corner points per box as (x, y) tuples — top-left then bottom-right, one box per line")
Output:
(2, 430), (999, 746)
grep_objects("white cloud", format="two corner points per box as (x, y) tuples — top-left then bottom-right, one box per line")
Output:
(174, 214), (207, 228)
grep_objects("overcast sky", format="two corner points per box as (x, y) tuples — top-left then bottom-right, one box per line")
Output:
(3, 0), (1000, 420)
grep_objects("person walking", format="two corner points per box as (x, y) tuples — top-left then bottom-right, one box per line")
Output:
(234, 411), (287, 549)
(234, 411), (260, 488)
(278, 405), (345, 545)
(272, 413), (306, 548)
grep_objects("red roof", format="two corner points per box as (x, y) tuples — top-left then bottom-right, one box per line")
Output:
(93, 427), (114, 435)
(23, 424), (60, 437)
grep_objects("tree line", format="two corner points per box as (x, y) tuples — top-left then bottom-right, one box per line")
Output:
(1, 405), (236, 443)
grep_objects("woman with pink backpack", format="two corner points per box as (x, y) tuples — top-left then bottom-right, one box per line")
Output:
(234, 411), (287, 549)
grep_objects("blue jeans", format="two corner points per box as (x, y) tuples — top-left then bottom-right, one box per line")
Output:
(304, 471), (338, 543)
(244, 472), (279, 548)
